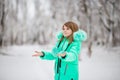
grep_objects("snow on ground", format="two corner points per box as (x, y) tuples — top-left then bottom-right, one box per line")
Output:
(0, 45), (120, 80)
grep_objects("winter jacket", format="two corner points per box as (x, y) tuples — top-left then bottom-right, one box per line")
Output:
(40, 29), (87, 80)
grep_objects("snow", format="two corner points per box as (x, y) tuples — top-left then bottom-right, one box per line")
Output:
(0, 45), (120, 80)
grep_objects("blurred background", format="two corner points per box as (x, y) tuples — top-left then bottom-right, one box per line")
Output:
(0, 0), (120, 80)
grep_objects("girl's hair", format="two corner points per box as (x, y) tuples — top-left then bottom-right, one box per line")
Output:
(60, 21), (79, 44)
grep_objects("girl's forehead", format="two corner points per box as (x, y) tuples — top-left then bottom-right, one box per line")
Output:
(63, 25), (69, 28)
(63, 25), (67, 27)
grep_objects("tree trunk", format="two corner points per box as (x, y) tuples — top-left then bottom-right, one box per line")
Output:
(0, 0), (5, 47)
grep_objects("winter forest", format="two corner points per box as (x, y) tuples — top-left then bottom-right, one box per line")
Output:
(0, 0), (120, 47)
(0, 0), (120, 80)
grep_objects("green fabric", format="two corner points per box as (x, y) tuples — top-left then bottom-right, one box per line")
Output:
(40, 29), (87, 80)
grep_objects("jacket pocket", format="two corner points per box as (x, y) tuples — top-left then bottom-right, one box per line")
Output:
(64, 64), (68, 75)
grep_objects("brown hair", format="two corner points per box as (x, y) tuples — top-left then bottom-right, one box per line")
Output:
(60, 21), (79, 44)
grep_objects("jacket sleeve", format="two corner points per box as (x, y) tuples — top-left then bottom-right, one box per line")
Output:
(39, 45), (59, 60)
(61, 41), (81, 62)
(39, 51), (56, 60)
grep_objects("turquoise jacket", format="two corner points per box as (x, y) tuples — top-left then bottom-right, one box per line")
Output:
(40, 30), (87, 80)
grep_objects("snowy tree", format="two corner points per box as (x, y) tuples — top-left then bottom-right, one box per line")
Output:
(0, 0), (120, 48)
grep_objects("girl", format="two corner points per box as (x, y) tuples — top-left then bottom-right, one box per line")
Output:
(32, 21), (87, 80)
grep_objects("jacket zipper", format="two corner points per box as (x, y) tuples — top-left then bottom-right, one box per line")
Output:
(56, 38), (70, 80)
(64, 64), (68, 75)
(57, 58), (61, 80)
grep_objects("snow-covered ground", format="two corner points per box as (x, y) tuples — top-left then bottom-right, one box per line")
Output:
(0, 45), (120, 80)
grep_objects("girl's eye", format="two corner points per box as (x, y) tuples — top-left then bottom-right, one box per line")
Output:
(67, 28), (70, 30)
(62, 26), (70, 30)
(63, 28), (69, 30)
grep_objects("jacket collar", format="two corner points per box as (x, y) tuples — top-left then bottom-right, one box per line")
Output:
(57, 29), (87, 41)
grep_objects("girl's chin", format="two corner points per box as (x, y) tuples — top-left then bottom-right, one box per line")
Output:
(63, 35), (69, 37)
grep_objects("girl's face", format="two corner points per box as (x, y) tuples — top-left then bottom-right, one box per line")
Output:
(62, 25), (72, 37)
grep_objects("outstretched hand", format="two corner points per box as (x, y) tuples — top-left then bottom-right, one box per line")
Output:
(57, 53), (66, 57)
(32, 51), (43, 57)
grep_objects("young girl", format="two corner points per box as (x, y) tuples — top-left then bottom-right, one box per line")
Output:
(32, 21), (87, 80)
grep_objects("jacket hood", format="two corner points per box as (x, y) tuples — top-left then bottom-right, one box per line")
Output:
(57, 29), (87, 41)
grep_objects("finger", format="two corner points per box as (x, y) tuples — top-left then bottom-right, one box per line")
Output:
(32, 55), (35, 57)
(32, 54), (35, 56)
(32, 54), (36, 56)
(35, 51), (38, 53)
(57, 54), (62, 57)
(35, 51), (39, 53)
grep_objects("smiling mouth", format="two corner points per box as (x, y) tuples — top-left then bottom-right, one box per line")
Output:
(64, 32), (68, 34)
(63, 33), (67, 35)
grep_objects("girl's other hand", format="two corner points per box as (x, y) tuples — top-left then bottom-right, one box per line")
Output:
(57, 53), (66, 57)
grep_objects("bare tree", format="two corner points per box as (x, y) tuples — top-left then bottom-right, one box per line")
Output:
(0, 0), (120, 48)
(0, 0), (5, 47)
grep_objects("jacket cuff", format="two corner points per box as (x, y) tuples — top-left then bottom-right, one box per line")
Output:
(40, 51), (45, 57)
(61, 55), (66, 59)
